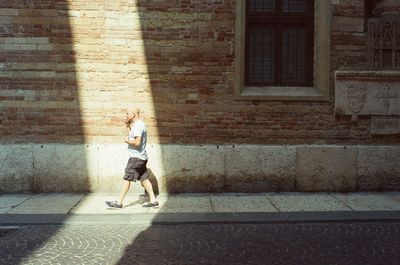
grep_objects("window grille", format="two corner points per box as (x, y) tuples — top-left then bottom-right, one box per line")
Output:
(245, 0), (314, 87)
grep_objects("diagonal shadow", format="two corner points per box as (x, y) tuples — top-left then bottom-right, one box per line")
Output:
(0, 1), (87, 264)
(0, 2), (88, 190)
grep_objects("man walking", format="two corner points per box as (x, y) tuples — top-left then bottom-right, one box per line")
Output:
(106, 107), (158, 208)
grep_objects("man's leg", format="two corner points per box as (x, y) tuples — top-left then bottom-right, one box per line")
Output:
(140, 179), (156, 203)
(118, 179), (131, 205)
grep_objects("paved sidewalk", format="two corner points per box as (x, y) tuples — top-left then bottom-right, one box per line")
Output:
(1, 192), (400, 225)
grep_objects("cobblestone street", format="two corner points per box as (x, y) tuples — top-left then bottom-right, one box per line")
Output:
(1, 221), (400, 265)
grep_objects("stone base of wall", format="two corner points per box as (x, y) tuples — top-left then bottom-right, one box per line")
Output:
(1, 144), (399, 193)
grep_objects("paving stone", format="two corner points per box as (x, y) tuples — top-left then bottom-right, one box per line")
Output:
(4, 192), (400, 217)
(333, 192), (400, 211)
(157, 195), (212, 213)
(71, 194), (212, 214)
(210, 194), (278, 212)
(70, 193), (148, 214)
(8, 194), (84, 214)
(0, 208), (10, 214)
(0, 194), (31, 214)
(269, 193), (352, 212)
(1, 223), (400, 265)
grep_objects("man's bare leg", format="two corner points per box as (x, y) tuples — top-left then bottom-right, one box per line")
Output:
(118, 180), (131, 205)
(140, 179), (156, 203)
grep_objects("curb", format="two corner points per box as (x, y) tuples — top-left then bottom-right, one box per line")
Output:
(1, 211), (400, 225)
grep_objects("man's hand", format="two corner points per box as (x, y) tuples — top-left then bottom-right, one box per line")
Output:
(124, 119), (131, 129)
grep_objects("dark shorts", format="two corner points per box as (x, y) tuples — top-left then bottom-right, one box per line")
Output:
(123, 157), (148, 182)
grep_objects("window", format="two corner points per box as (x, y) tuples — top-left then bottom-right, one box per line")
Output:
(246, 0), (314, 87)
(235, 0), (331, 101)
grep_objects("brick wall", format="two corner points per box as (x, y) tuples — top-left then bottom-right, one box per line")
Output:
(1, 0), (399, 145)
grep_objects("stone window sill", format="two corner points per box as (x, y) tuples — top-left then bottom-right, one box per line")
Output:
(235, 86), (329, 101)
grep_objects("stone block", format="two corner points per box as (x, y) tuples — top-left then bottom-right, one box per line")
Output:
(84, 144), (100, 191)
(0, 44), (18, 51)
(225, 145), (296, 192)
(71, 193), (146, 214)
(371, 116), (400, 135)
(0, 194), (31, 213)
(0, 9), (18, 16)
(26, 37), (49, 44)
(0, 37), (25, 44)
(105, 12), (142, 30)
(332, 17), (364, 32)
(296, 146), (357, 192)
(36, 44), (53, 51)
(0, 145), (33, 192)
(8, 193), (83, 214)
(157, 195), (212, 213)
(18, 44), (36, 50)
(97, 144), (143, 193)
(33, 144), (92, 192)
(149, 145), (225, 193)
(335, 71), (400, 118)
(357, 146), (400, 190)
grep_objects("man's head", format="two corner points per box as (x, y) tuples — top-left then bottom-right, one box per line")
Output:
(126, 107), (140, 123)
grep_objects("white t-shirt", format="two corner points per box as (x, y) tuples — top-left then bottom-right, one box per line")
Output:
(127, 120), (148, 160)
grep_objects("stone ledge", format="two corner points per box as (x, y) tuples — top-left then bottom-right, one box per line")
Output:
(1, 144), (399, 193)
(336, 70), (400, 81)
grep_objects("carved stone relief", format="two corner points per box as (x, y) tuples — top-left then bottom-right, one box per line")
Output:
(346, 85), (367, 118)
(371, 116), (400, 134)
(335, 71), (400, 134)
(368, 18), (400, 69)
(367, 0), (400, 69)
(335, 74), (400, 116)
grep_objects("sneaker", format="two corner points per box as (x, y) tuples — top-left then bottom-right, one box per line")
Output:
(142, 201), (159, 208)
(105, 200), (122, 208)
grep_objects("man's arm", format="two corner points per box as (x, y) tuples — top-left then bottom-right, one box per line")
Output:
(125, 136), (141, 147)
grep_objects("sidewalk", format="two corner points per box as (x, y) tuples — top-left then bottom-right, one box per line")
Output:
(1, 192), (400, 225)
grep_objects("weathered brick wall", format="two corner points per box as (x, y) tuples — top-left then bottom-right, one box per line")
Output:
(0, 1), (83, 143)
(1, 0), (399, 145)
(332, 0), (367, 70)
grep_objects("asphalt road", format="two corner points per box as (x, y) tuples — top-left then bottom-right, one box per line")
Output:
(1, 221), (400, 265)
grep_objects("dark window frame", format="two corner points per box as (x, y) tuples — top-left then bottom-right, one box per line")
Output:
(245, 0), (315, 87)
